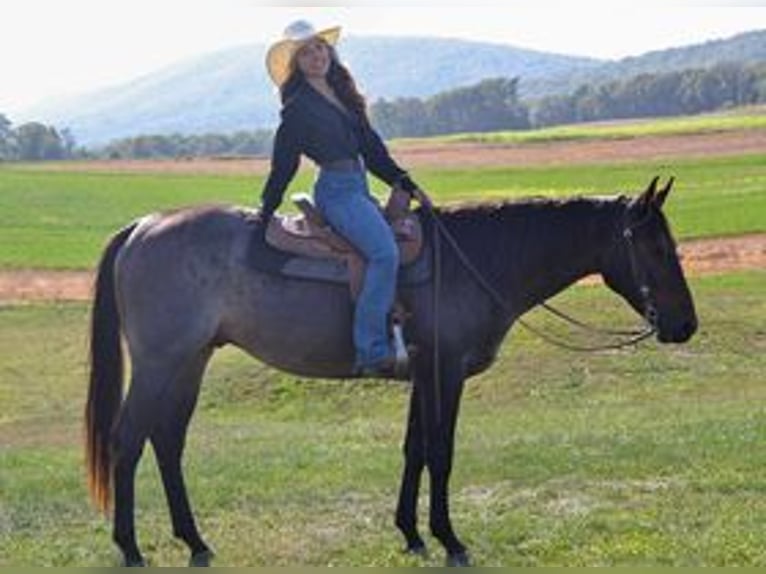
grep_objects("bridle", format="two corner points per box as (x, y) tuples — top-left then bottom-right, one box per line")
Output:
(421, 200), (658, 427)
(621, 212), (660, 333)
(424, 201), (659, 353)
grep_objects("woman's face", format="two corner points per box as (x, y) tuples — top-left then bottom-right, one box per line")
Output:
(295, 38), (332, 80)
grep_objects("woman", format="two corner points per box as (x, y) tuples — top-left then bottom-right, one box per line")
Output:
(259, 20), (428, 376)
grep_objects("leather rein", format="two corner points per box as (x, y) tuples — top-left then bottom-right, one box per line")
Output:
(423, 202), (658, 353)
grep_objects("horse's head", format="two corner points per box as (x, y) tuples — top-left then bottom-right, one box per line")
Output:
(601, 177), (697, 343)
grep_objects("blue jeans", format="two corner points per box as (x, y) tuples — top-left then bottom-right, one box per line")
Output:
(314, 169), (398, 368)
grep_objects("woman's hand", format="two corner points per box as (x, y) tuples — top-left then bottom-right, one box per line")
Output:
(411, 186), (433, 208)
(385, 187), (411, 220)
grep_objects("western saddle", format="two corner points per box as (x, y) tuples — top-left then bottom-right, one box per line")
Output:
(264, 191), (424, 300)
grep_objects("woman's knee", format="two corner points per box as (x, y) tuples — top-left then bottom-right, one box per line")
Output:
(371, 236), (399, 269)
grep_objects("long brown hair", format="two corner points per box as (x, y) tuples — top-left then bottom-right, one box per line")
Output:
(281, 43), (370, 125)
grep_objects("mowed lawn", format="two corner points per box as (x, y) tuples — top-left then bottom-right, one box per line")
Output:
(1, 271), (764, 566)
(0, 152), (765, 269)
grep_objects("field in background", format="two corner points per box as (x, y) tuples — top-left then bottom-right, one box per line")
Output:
(0, 152), (764, 269)
(1, 110), (765, 566)
(419, 106), (766, 145)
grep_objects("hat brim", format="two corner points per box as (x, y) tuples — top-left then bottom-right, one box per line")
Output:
(266, 26), (341, 87)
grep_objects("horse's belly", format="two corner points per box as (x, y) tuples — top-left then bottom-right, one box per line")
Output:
(222, 272), (358, 378)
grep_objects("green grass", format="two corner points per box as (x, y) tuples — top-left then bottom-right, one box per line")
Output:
(404, 107), (766, 145)
(1, 271), (765, 566)
(414, 154), (766, 241)
(1, 153), (764, 269)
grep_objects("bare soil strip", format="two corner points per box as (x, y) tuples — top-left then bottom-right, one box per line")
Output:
(397, 130), (766, 169)
(1, 233), (763, 303)
(34, 130), (766, 175)
(6, 129), (763, 302)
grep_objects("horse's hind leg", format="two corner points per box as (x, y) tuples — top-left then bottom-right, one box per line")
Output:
(112, 366), (169, 566)
(150, 349), (214, 567)
(112, 355), (205, 567)
(112, 423), (147, 566)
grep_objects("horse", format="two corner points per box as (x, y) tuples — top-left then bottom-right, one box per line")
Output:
(85, 176), (697, 566)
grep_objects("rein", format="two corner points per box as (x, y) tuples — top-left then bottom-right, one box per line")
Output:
(421, 201), (657, 353)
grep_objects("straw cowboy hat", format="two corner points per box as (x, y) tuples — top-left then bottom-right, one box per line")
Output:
(266, 20), (342, 87)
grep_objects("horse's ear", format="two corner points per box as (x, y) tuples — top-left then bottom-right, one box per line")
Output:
(639, 176), (660, 208)
(654, 176), (674, 208)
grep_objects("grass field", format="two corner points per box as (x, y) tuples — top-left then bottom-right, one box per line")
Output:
(1, 112), (765, 566)
(415, 107), (766, 145)
(0, 153), (764, 269)
(1, 271), (764, 566)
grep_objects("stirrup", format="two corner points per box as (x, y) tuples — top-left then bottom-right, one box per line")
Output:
(392, 322), (410, 375)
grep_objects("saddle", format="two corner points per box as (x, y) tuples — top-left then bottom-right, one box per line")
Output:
(265, 192), (424, 300)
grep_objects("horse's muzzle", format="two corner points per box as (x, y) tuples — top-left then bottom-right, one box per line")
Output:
(658, 317), (697, 344)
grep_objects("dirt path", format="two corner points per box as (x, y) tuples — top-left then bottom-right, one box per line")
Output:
(36, 129), (766, 175)
(0, 233), (763, 303)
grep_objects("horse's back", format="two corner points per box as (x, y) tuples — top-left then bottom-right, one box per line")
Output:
(115, 205), (254, 358)
(113, 204), (357, 377)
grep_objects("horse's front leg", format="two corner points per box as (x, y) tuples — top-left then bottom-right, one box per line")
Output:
(395, 386), (428, 556)
(418, 359), (470, 566)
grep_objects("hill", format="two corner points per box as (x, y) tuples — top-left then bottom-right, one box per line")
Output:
(16, 30), (766, 146)
(526, 29), (766, 96)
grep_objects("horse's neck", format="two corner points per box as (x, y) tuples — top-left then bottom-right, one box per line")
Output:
(505, 199), (623, 316)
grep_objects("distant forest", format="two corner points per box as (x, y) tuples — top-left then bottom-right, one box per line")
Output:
(2, 61), (765, 161)
(372, 61), (766, 137)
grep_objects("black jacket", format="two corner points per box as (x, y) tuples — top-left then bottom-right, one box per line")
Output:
(260, 82), (415, 220)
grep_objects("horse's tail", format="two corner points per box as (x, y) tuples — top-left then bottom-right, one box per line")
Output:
(85, 223), (136, 513)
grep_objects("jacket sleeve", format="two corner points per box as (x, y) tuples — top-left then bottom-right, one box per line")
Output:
(359, 123), (418, 194)
(259, 109), (301, 221)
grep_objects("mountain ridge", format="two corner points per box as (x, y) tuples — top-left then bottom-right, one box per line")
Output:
(17, 29), (766, 145)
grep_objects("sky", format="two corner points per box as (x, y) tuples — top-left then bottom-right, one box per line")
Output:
(2, 1), (765, 114)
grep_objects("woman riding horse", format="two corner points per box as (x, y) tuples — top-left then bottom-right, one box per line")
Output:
(85, 171), (697, 566)
(259, 20), (430, 377)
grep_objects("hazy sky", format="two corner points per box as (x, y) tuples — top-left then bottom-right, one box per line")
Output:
(2, 1), (765, 114)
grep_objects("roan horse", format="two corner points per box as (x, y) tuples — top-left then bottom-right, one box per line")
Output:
(85, 177), (697, 566)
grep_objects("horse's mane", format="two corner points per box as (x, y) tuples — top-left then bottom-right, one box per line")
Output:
(419, 195), (629, 282)
(432, 194), (627, 218)
(426, 195), (627, 239)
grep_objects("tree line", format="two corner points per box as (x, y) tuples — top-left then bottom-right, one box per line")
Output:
(0, 116), (79, 161)
(99, 130), (274, 160)
(371, 61), (766, 136)
(0, 115), (274, 162)
(371, 77), (530, 138)
(530, 62), (766, 127)
(2, 61), (765, 161)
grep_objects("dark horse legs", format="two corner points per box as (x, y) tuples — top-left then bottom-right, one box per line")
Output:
(395, 358), (469, 565)
(150, 351), (214, 566)
(112, 395), (149, 566)
(112, 352), (212, 567)
(395, 387), (427, 554)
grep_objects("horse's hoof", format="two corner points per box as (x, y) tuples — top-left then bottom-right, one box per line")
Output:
(122, 557), (147, 567)
(405, 542), (428, 559)
(189, 549), (215, 567)
(445, 550), (472, 567)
